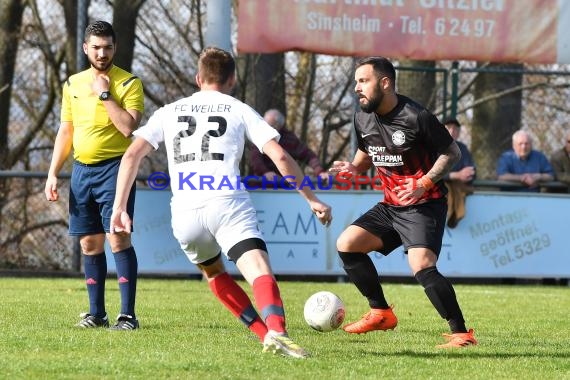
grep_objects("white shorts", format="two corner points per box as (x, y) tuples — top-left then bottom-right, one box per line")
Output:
(171, 196), (265, 264)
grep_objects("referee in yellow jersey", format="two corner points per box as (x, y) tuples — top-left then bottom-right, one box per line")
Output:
(45, 21), (144, 330)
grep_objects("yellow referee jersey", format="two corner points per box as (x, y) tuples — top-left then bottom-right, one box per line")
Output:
(61, 65), (144, 164)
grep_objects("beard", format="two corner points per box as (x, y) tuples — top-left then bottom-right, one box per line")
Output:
(359, 84), (383, 113)
(88, 56), (113, 72)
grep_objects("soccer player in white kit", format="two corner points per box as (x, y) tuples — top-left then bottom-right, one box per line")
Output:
(110, 47), (332, 358)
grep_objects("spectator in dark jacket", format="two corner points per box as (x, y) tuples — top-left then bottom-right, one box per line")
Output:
(249, 109), (328, 182)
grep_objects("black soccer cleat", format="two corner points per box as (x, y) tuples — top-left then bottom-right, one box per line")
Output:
(110, 314), (139, 331)
(76, 312), (110, 328)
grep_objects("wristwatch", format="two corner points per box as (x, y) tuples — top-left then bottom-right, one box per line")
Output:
(99, 91), (111, 101)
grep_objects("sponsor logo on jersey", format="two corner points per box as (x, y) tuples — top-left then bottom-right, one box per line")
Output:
(367, 146), (404, 167)
(392, 130), (405, 146)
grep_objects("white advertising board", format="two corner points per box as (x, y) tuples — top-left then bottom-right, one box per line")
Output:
(105, 189), (570, 279)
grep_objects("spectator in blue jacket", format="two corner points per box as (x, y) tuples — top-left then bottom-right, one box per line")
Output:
(496, 130), (554, 192)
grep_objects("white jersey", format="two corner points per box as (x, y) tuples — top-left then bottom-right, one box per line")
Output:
(134, 90), (279, 208)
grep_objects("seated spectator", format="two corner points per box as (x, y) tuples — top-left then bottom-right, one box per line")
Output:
(496, 130), (554, 192)
(443, 118), (476, 228)
(249, 109), (329, 183)
(549, 130), (570, 191)
(444, 118), (476, 184)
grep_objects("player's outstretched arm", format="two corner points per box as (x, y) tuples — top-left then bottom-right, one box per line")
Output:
(110, 137), (154, 234)
(329, 149), (372, 177)
(263, 139), (332, 227)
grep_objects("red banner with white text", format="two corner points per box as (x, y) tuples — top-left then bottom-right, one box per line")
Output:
(237, 0), (570, 64)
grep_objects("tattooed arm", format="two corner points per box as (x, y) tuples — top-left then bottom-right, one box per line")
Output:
(394, 141), (462, 205)
(426, 141), (462, 183)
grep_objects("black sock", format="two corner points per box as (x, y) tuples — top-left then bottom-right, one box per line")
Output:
(113, 247), (138, 317)
(338, 251), (389, 309)
(83, 252), (107, 318)
(415, 266), (467, 333)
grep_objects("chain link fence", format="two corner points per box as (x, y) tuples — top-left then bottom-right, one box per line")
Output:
(0, 174), (73, 270)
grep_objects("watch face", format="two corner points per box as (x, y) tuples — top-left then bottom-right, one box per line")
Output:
(99, 91), (110, 100)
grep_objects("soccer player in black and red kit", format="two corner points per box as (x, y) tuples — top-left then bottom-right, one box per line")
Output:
(330, 56), (476, 348)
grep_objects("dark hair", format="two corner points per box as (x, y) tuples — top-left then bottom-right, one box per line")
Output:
(84, 20), (115, 43)
(443, 117), (461, 128)
(198, 46), (235, 85)
(355, 56), (396, 86)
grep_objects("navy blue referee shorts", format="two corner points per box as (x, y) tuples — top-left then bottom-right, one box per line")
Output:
(352, 198), (447, 256)
(69, 156), (135, 236)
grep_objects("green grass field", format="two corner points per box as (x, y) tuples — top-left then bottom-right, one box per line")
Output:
(1, 277), (569, 380)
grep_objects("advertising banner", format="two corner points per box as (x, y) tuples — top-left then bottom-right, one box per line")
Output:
(238, 0), (570, 64)
(106, 189), (570, 279)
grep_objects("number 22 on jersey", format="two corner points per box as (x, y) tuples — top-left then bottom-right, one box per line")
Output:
(173, 115), (227, 164)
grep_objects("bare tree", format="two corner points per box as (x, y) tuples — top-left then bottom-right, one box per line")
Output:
(135, 0), (204, 108)
(1, 0), (69, 266)
(61, 0), (90, 74)
(0, 0), (25, 263)
(239, 52), (286, 115)
(398, 59), (437, 111)
(302, 54), (354, 167)
(240, 51), (355, 173)
(472, 63), (523, 178)
(0, 0), (25, 166)
(112, 0), (145, 72)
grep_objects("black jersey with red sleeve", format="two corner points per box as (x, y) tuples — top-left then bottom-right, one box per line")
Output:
(354, 94), (454, 206)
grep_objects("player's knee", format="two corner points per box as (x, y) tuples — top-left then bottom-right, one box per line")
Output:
(107, 235), (132, 253)
(198, 253), (226, 279)
(79, 234), (105, 254)
(336, 229), (360, 252)
(408, 249), (438, 275)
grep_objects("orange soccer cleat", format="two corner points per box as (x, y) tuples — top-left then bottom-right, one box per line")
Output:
(436, 328), (477, 348)
(343, 305), (398, 334)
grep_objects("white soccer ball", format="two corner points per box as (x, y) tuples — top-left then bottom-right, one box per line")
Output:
(303, 291), (345, 332)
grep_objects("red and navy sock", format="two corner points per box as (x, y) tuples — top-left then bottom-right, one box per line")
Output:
(112, 247), (138, 318)
(83, 252), (107, 318)
(209, 273), (268, 341)
(252, 274), (286, 334)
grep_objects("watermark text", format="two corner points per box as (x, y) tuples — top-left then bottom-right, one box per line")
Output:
(146, 172), (419, 191)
